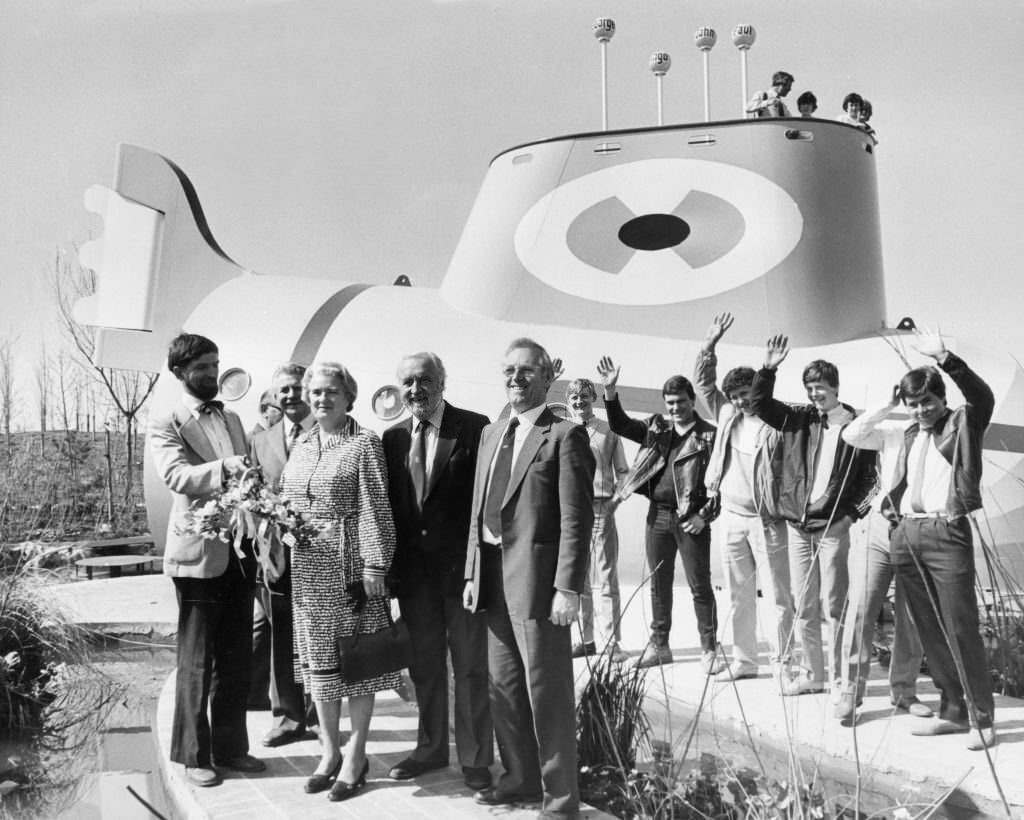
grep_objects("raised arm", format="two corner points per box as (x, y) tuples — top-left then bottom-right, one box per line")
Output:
(598, 356), (650, 444)
(694, 312), (733, 419)
(749, 334), (795, 431)
(841, 385), (904, 451)
(912, 328), (994, 429)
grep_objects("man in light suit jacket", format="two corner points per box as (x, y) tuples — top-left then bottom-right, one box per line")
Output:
(463, 338), (595, 820)
(248, 362), (316, 747)
(382, 352), (493, 791)
(148, 333), (264, 788)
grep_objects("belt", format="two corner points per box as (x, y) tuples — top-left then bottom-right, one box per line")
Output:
(902, 511), (949, 519)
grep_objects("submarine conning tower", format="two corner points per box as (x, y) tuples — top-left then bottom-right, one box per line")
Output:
(440, 117), (884, 348)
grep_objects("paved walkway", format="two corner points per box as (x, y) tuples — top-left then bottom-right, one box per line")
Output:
(56, 574), (1024, 819)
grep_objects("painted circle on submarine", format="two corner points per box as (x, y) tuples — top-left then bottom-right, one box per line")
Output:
(513, 158), (803, 305)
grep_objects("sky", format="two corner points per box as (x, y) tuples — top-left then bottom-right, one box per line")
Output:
(2, 0), (1023, 404)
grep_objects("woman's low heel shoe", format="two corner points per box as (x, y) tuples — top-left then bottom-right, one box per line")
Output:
(304, 757), (342, 794)
(327, 759), (369, 802)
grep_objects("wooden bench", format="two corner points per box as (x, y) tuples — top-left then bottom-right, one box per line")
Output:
(73, 535), (156, 578)
(76, 554), (156, 580)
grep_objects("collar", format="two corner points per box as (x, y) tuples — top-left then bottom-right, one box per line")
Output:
(511, 403), (546, 429)
(822, 404), (852, 426)
(181, 391), (212, 420)
(922, 408), (952, 437)
(288, 412), (315, 433)
(674, 419), (696, 437)
(572, 413), (596, 428)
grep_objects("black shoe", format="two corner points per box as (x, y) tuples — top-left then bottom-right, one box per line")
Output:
(327, 759), (369, 802)
(304, 757), (342, 794)
(571, 641), (596, 659)
(474, 786), (543, 806)
(213, 754), (266, 773)
(262, 726), (307, 747)
(462, 766), (492, 791)
(388, 756), (447, 780)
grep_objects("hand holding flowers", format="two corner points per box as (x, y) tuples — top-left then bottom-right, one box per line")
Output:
(177, 468), (327, 585)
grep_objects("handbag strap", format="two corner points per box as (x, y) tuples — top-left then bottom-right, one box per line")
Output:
(349, 594), (395, 639)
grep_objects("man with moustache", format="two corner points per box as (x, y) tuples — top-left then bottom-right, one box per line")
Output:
(148, 333), (265, 787)
(464, 338), (594, 820)
(248, 362), (317, 747)
(382, 352), (493, 791)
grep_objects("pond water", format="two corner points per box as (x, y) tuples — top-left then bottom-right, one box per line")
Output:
(18, 642), (177, 820)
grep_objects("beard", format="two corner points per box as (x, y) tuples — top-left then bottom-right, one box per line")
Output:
(186, 374), (219, 401)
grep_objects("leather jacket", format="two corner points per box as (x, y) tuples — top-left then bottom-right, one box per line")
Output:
(750, 367), (876, 528)
(604, 395), (718, 521)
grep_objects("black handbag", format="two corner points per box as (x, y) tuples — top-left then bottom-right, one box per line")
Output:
(337, 598), (411, 684)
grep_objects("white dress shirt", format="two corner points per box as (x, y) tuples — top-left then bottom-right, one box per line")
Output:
(481, 403), (547, 544)
(809, 404), (853, 504)
(182, 391), (234, 460)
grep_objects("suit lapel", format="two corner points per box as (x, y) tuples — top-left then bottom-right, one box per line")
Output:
(504, 413), (549, 506)
(273, 421), (288, 464)
(475, 423), (501, 499)
(225, 412), (247, 456)
(262, 421), (289, 478)
(174, 405), (218, 463)
(427, 408), (458, 501)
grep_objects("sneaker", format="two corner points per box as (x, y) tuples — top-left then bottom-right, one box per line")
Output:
(636, 644), (673, 669)
(184, 766), (221, 787)
(714, 661), (758, 682)
(891, 695), (933, 718)
(571, 641), (596, 659)
(781, 677), (825, 696)
(834, 692), (862, 725)
(910, 718), (969, 737)
(699, 651), (724, 675)
(966, 726), (996, 751)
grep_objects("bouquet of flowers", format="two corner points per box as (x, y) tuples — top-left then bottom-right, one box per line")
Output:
(177, 468), (327, 585)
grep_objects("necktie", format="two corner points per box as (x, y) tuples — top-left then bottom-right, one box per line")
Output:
(287, 422), (302, 453)
(818, 412), (829, 430)
(198, 400), (224, 414)
(909, 428), (932, 513)
(410, 420), (429, 506)
(483, 418), (519, 536)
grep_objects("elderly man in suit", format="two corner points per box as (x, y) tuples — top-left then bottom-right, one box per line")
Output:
(382, 352), (493, 791)
(463, 338), (595, 820)
(148, 333), (265, 788)
(248, 362), (317, 747)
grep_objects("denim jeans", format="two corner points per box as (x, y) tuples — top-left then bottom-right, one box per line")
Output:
(645, 505), (717, 652)
(841, 509), (923, 699)
(787, 522), (849, 684)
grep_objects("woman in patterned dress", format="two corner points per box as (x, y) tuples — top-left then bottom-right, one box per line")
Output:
(280, 361), (399, 802)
